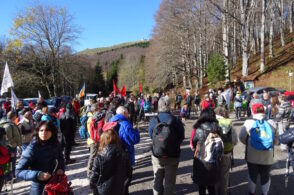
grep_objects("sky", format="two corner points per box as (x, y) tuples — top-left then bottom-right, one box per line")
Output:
(0, 0), (161, 52)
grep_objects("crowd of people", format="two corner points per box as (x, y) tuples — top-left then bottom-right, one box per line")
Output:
(0, 84), (293, 195)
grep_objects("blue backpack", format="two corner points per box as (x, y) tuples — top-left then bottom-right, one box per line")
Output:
(250, 120), (273, 150)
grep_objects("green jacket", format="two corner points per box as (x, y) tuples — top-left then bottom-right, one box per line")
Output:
(0, 119), (22, 148)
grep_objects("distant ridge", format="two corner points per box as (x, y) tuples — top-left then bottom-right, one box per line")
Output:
(78, 40), (150, 55)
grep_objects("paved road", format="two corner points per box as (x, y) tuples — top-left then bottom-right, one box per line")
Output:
(2, 114), (294, 195)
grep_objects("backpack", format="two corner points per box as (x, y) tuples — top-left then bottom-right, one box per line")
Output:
(80, 114), (88, 126)
(279, 128), (294, 145)
(89, 117), (105, 142)
(250, 120), (274, 150)
(152, 116), (178, 158)
(195, 132), (224, 164)
(217, 118), (233, 154)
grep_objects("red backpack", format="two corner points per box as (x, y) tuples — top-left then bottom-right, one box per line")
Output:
(89, 117), (105, 142)
(43, 174), (73, 195)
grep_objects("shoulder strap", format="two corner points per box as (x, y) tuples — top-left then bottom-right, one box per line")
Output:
(194, 143), (200, 158)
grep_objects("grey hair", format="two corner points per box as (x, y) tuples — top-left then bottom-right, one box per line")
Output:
(116, 106), (128, 115)
(158, 97), (170, 112)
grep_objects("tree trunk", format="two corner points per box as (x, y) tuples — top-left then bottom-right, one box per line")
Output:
(289, 0), (293, 33)
(269, 0), (274, 58)
(232, 3), (237, 68)
(260, 0), (266, 73)
(240, 0), (250, 76)
(222, 0), (230, 83)
(279, 0), (285, 46)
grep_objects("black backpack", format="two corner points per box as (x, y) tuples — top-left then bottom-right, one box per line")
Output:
(152, 116), (178, 158)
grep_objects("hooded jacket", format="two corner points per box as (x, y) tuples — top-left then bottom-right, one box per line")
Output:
(109, 114), (140, 165)
(59, 109), (76, 137)
(18, 117), (34, 144)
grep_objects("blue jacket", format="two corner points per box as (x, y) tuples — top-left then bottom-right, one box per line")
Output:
(16, 139), (65, 194)
(109, 114), (140, 165)
(148, 112), (185, 158)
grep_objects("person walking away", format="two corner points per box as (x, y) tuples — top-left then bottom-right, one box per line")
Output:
(86, 103), (101, 176)
(250, 93), (262, 113)
(201, 94), (215, 111)
(217, 88), (227, 109)
(105, 96), (122, 122)
(126, 96), (136, 126)
(0, 127), (10, 192)
(262, 91), (272, 119)
(174, 93), (182, 110)
(0, 111), (22, 178)
(59, 103), (77, 164)
(109, 106), (140, 195)
(18, 108), (34, 152)
(89, 130), (132, 195)
(16, 121), (65, 195)
(214, 107), (238, 195)
(276, 95), (292, 151)
(239, 103), (278, 195)
(190, 108), (223, 195)
(185, 92), (193, 118)
(234, 91), (243, 119)
(194, 91), (201, 116)
(148, 97), (185, 195)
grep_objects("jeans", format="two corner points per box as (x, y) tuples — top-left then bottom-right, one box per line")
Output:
(87, 143), (98, 177)
(152, 155), (179, 195)
(235, 107), (242, 119)
(30, 182), (45, 195)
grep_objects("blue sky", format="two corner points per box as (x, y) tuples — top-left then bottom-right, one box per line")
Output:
(0, 0), (161, 52)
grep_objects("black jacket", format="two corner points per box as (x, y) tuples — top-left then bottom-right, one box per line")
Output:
(60, 110), (76, 137)
(89, 144), (131, 195)
(192, 121), (221, 185)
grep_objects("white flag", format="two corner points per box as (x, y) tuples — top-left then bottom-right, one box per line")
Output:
(1, 62), (14, 95)
(11, 89), (18, 109)
(38, 90), (42, 98)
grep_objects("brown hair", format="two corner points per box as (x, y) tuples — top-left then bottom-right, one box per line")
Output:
(98, 130), (121, 154)
(214, 107), (229, 118)
(42, 106), (48, 114)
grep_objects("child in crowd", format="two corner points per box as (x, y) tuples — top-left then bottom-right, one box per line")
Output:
(180, 104), (188, 121)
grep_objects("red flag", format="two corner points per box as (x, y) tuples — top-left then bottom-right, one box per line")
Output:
(113, 80), (117, 93)
(121, 86), (126, 97)
(139, 83), (142, 93)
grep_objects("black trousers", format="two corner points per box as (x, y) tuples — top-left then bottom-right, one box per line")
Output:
(198, 185), (215, 195)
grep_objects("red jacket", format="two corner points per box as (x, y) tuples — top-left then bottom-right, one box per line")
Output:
(3, 101), (11, 113)
(0, 145), (9, 175)
(201, 99), (215, 110)
(72, 101), (80, 116)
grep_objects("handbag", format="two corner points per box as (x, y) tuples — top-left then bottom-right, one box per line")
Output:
(279, 128), (294, 145)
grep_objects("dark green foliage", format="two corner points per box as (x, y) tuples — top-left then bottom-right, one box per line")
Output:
(106, 59), (120, 93)
(89, 61), (106, 94)
(207, 53), (226, 85)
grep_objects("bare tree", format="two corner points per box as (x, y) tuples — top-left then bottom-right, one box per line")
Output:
(260, 0), (266, 73)
(10, 3), (80, 96)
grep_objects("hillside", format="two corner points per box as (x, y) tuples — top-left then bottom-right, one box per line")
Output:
(78, 40), (149, 69)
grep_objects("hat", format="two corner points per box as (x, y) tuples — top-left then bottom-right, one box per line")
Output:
(29, 102), (35, 109)
(48, 107), (57, 114)
(251, 103), (264, 114)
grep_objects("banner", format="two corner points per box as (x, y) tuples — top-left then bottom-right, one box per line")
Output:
(79, 82), (85, 99)
(121, 86), (126, 97)
(139, 83), (142, 93)
(11, 88), (18, 109)
(1, 62), (14, 95)
(113, 80), (119, 94)
(38, 90), (42, 98)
